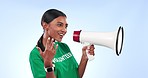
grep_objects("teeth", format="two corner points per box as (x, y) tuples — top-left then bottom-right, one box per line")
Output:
(59, 33), (64, 36)
(58, 32), (64, 36)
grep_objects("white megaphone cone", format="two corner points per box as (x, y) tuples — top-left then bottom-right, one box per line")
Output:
(73, 26), (124, 61)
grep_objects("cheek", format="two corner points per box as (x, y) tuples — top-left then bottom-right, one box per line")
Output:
(65, 31), (67, 34)
(48, 28), (58, 37)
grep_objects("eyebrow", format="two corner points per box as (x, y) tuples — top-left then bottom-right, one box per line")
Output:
(57, 22), (68, 26)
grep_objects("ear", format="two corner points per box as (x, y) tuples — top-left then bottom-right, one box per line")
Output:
(42, 22), (48, 30)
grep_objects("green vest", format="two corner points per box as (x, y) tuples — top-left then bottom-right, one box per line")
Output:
(29, 42), (79, 78)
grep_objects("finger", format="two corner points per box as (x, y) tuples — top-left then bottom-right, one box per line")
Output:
(82, 46), (87, 52)
(45, 37), (51, 49)
(49, 38), (56, 50)
(89, 45), (95, 50)
(52, 43), (58, 54)
(82, 46), (88, 56)
(50, 41), (55, 50)
(48, 38), (55, 48)
(45, 37), (54, 50)
(55, 44), (58, 50)
(36, 46), (42, 53)
(88, 45), (95, 56)
(36, 47), (43, 56)
(87, 46), (90, 50)
(54, 44), (58, 54)
(88, 51), (95, 56)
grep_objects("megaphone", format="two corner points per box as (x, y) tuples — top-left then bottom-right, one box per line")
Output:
(73, 26), (124, 61)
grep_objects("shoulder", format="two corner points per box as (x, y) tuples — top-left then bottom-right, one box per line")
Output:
(29, 46), (42, 60)
(57, 42), (71, 51)
(30, 46), (39, 55)
(57, 42), (70, 48)
(58, 42), (69, 47)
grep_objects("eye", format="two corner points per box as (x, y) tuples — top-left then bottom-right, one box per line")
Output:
(65, 24), (68, 29)
(57, 22), (63, 27)
(56, 22), (68, 29)
(57, 24), (62, 26)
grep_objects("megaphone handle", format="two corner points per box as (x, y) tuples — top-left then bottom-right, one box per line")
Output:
(83, 43), (95, 61)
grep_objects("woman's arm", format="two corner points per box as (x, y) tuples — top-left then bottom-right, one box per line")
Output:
(78, 54), (88, 78)
(78, 45), (95, 78)
(37, 37), (58, 78)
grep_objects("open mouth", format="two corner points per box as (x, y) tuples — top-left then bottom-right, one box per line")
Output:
(58, 33), (65, 39)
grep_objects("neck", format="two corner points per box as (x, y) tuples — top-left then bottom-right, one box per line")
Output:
(42, 33), (48, 48)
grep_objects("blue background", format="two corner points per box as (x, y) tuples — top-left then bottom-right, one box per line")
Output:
(0, 0), (148, 78)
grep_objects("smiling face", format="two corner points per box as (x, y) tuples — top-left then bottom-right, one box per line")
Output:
(43, 16), (68, 42)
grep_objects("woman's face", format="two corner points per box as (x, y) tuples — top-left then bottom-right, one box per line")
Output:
(46, 16), (68, 42)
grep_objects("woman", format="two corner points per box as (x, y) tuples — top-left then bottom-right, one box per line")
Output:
(29, 9), (95, 78)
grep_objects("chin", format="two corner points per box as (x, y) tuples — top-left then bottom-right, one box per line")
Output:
(55, 39), (62, 42)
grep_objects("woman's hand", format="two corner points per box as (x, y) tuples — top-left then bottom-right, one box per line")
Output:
(82, 45), (95, 60)
(37, 37), (58, 68)
(78, 45), (95, 78)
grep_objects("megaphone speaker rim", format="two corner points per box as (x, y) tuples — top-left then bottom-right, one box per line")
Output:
(116, 26), (124, 56)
